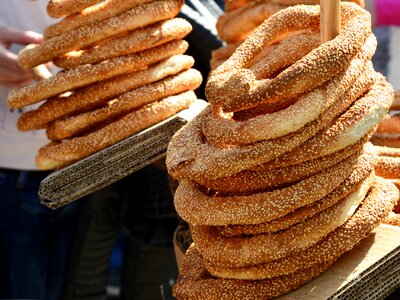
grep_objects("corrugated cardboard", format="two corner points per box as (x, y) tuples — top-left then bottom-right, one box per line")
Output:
(38, 100), (207, 209)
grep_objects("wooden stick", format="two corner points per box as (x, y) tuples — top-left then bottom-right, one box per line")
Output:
(320, 0), (341, 42)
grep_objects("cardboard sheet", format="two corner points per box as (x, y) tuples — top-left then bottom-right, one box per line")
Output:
(278, 224), (400, 300)
(38, 100), (207, 209)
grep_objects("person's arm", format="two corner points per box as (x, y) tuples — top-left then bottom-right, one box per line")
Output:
(0, 24), (42, 88)
(365, 0), (400, 27)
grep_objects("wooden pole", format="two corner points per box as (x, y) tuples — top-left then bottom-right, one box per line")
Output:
(320, 0), (341, 42)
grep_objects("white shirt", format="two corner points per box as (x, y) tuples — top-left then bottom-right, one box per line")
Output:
(0, 0), (55, 170)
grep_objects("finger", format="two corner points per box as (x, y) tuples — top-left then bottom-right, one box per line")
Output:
(0, 25), (43, 45)
(1, 78), (32, 88)
(0, 67), (33, 82)
(0, 48), (21, 71)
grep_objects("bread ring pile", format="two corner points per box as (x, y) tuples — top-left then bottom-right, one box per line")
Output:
(166, 3), (398, 299)
(372, 91), (400, 148)
(210, 0), (364, 70)
(8, 0), (202, 170)
(371, 92), (400, 227)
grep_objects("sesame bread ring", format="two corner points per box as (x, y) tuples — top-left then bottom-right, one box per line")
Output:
(8, 40), (188, 109)
(224, 0), (252, 12)
(44, 0), (155, 40)
(210, 42), (240, 70)
(375, 156), (400, 179)
(166, 66), (375, 180)
(195, 139), (365, 195)
(204, 177), (397, 280)
(373, 145), (400, 157)
(174, 147), (374, 226)
(272, 0), (364, 5)
(18, 0), (184, 69)
(173, 244), (335, 300)
(219, 1), (364, 43)
(216, 172), (374, 237)
(17, 55), (194, 131)
(206, 3), (371, 113)
(46, 68), (202, 140)
(391, 90), (400, 110)
(383, 212), (400, 227)
(192, 178), (368, 268)
(203, 40), (375, 145)
(54, 18), (192, 69)
(223, 0), (339, 13)
(263, 74), (393, 169)
(47, 0), (103, 18)
(389, 180), (400, 213)
(248, 32), (321, 80)
(217, 2), (284, 43)
(377, 113), (400, 134)
(371, 133), (400, 148)
(35, 90), (196, 170)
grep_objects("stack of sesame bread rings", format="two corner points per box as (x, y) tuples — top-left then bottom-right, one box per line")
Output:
(167, 3), (399, 299)
(8, 0), (202, 170)
(210, 0), (364, 70)
(373, 90), (400, 227)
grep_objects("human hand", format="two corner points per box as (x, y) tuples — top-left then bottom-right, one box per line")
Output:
(0, 24), (42, 88)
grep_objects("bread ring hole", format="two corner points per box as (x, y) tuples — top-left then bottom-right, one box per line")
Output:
(249, 31), (320, 80)
(232, 95), (298, 121)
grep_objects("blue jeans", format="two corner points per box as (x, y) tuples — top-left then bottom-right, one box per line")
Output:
(0, 169), (81, 300)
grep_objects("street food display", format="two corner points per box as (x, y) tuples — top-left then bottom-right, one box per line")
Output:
(210, 0), (364, 69)
(8, 0), (202, 170)
(167, 2), (398, 298)
(6, 0), (400, 297)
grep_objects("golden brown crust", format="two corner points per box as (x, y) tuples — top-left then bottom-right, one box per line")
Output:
(375, 155), (400, 179)
(46, 68), (202, 140)
(264, 75), (393, 168)
(167, 71), (388, 181)
(390, 179), (400, 213)
(377, 113), (400, 134)
(373, 145), (400, 157)
(208, 4), (372, 113)
(217, 2), (284, 43)
(193, 183), (367, 268)
(391, 90), (400, 110)
(203, 43), (373, 146)
(195, 141), (364, 193)
(9, 40), (188, 109)
(371, 133), (400, 148)
(272, 0), (364, 5)
(47, 0), (103, 18)
(18, 0), (184, 69)
(174, 147), (374, 226)
(204, 177), (397, 280)
(383, 212), (400, 227)
(219, 1), (364, 43)
(44, 0), (155, 39)
(210, 43), (240, 71)
(36, 91), (197, 170)
(17, 54), (194, 131)
(173, 245), (336, 300)
(215, 171), (374, 236)
(54, 18), (192, 69)
(224, 0), (253, 12)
